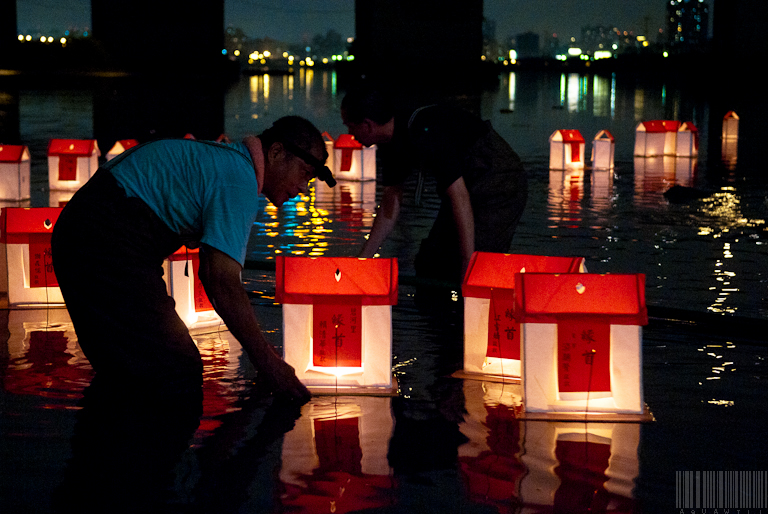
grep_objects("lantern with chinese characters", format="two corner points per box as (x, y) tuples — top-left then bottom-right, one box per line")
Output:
(106, 139), (139, 161)
(275, 256), (398, 393)
(333, 134), (376, 182)
(162, 246), (222, 331)
(591, 130), (615, 170)
(0, 145), (31, 201)
(634, 120), (680, 157)
(47, 139), (100, 191)
(549, 130), (585, 170)
(0, 207), (64, 307)
(459, 252), (586, 381)
(516, 273), (649, 418)
(676, 122), (699, 157)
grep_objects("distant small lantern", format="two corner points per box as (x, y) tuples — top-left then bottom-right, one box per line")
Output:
(47, 139), (100, 191)
(549, 130), (585, 170)
(460, 252), (586, 381)
(591, 130), (615, 170)
(0, 207), (65, 307)
(106, 139), (139, 161)
(321, 131), (335, 171)
(634, 120), (680, 157)
(333, 134), (376, 182)
(721, 112), (739, 169)
(0, 145), (31, 201)
(516, 273), (649, 418)
(275, 256), (398, 393)
(722, 111), (739, 141)
(163, 246), (222, 331)
(675, 122), (699, 158)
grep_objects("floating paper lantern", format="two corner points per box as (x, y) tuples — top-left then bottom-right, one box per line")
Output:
(516, 273), (649, 418)
(162, 246), (222, 331)
(676, 122), (699, 158)
(0, 207), (64, 307)
(275, 256), (398, 393)
(459, 252), (586, 381)
(47, 139), (100, 191)
(321, 131), (335, 171)
(106, 139), (139, 161)
(722, 111), (739, 141)
(0, 144), (31, 201)
(591, 130), (615, 170)
(333, 134), (376, 182)
(721, 112), (739, 169)
(280, 396), (394, 509)
(549, 130), (585, 169)
(634, 120), (680, 156)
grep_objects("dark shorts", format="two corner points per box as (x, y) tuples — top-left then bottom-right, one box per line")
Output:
(415, 128), (528, 283)
(51, 169), (203, 392)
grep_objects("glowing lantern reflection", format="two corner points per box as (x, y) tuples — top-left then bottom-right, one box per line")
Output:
(519, 421), (641, 511)
(0, 207), (65, 306)
(516, 273), (649, 418)
(459, 252), (586, 381)
(47, 139), (100, 191)
(280, 396), (395, 510)
(333, 134), (376, 182)
(0, 145), (31, 201)
(634, 120), (680, 156)
(163, 246), (222, 331)
(591, 130), (615, 170)
(549, 130), (585, 169)
(275, 256), (398, 393)
(106, 139), (139, 161)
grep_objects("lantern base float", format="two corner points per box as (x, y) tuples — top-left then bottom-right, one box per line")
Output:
(306, 374), (399, 397)
(451, 369), (521, 384)
(517, 403), (654, 423)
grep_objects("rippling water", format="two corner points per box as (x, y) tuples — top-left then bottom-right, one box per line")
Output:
(1, 69), (767, 513)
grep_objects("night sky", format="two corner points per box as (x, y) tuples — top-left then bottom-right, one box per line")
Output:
(16, 0), (695, 43)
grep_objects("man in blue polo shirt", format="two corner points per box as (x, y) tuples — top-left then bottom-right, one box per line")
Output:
(52, 116), (333, 402)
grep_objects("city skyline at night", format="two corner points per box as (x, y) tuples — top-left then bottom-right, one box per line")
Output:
(15, 0), (692, 45)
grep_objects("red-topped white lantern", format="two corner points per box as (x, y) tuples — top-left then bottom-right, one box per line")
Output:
(333, 134), (376, 182)
(163, 246), (222, 331)
(460, 252), (586, 381)
(275, 256), (398, 393)
(591, 130), (615, 170)
(516, 273), (648, 417)
(676, 122), (699, 157)
(549, 130), (585, 169)
(722, 111), (739, 141)
(321, 131), (335, 171)
(0, 207), (64, 307)
(0, 145), (31, 201)
(634, 120), (680, 157)
(47, 139), (100, 191)
(106, 139), (139, 161)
